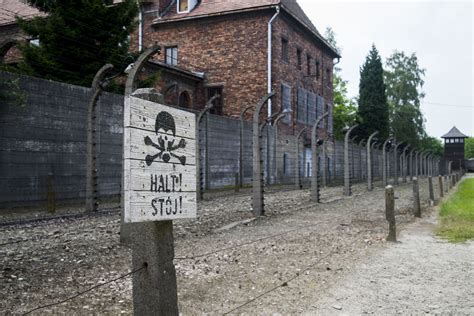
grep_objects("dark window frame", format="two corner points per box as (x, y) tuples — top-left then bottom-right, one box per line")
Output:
(296, 48), (302, 69)
(281, 37), (289, 62)
(281, 83), (292, 124)
(307, 54), (312, 76)
(165, 46), (178, 66)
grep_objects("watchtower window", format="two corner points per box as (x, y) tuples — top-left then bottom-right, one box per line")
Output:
(178, 0), (188, 12)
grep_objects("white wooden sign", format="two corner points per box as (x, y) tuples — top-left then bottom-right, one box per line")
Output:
(123, 96), (197, 223)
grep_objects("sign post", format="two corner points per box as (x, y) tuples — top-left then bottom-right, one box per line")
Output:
(123, 94), (197, 315)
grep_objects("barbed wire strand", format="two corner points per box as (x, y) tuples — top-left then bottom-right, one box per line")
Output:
(222, 239), (360, 315)
(22, 264), (147, 315)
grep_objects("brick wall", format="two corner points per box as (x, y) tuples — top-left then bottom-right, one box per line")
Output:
(271, 11), (335, 139)
(141, 9), (270, 119)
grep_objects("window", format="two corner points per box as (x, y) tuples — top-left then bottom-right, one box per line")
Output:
(297, 88), (307, 124)
(307, 92), (316, 125)
(283, 153), (289, 175)
(281, 84), (292, 124)
(296, 48), (302, 69)
(281, 38), (289, 62)
(315, 60), (320, 80)
(326, 68), (331, 86)
(178, 91), (191, 108)
(165, 46), (178, 66)
(307, 55), (312, 75)
(207, 86), (223, 115)
(178, 0), (188, 13)
(29, 38), (40, 47)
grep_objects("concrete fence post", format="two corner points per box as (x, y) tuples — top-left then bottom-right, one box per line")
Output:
(252, 92), (275, 216)
(414, 151), (419, 178)
(359, 139), (367, 181)
(121, 46), (161, 246)
(273, 113), (287, 185)
(86, 63), (114, 213)
(438, 175), (444, 198)
(196, 96), (219, 201)
(367, 131), (379, 191)
(382, 138), (392, 186)
(394, 141), (402, 185)
(409, 149), (415, 182)
(428, 176), (435, 204)
(321, 139), (328, 187)
(311, 113), (329, 202)
(402, 146), (410, 183)
(413, 177), (421, 218)
(344, 124), (359, 196)
(385, 185), (396, 242)
(239, 105), (254, 188)
(296, 127), (307, 189)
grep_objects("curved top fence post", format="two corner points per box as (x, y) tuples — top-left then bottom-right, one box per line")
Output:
(343, 124), (359, 196)
(125, 46), (161, 96)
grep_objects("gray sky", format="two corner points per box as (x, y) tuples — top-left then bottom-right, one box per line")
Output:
(298, 0), (473, 139)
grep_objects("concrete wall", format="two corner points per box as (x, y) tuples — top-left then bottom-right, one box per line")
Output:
(1, 72), (389, 209)
(0, 72), (123, 208)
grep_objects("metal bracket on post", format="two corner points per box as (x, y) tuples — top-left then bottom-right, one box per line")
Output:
(86, 63), (114, 213)
(366, 131), (379, 191)
(196, 95), (219, 201)
(311, 112), (328, 202)
(252, 92), (275, 217)
(343, 124), (359, 196)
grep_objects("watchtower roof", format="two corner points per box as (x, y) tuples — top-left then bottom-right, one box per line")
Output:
(441, 126), (468, 139)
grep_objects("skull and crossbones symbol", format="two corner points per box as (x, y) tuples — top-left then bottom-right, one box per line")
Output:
(144, 111), (187, 166)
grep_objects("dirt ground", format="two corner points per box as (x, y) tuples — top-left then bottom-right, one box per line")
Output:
(311, 211), (474, 315)
(0, 177), (453, 314)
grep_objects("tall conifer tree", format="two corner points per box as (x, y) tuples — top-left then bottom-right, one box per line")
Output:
(15, 0), (138, 87)
(357, 45), (389, 139)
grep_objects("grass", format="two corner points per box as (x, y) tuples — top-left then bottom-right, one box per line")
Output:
(437, 178), (474, 243)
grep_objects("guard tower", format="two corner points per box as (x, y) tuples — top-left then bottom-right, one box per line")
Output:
(441, 126), (468, 170)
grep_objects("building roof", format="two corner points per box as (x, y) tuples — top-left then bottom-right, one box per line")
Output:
(148, 60), (205, 81)
(441, 126), (469, 138)
(153, 0), (340, 58)
(0, 0), (42, 27)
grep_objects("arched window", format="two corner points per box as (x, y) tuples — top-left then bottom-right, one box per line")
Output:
(178, 91), (191, 108)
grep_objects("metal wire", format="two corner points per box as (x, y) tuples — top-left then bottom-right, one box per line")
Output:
(22, 264), (147, 315)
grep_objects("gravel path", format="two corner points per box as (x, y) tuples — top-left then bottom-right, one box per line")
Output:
(0, 177), (446, 314)
(311, 183), (474, 315)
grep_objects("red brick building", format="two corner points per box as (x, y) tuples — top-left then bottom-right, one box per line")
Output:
(136, 0), (340, 137)
(0, 0), (42, 64)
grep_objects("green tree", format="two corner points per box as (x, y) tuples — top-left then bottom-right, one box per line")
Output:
(332, 74), (357, 140)
(324, 27), (357, 140)
(357, 45), (390, 139)
(419, 136), (443, 156)
(15, 0), (138, 87)
(465, 138), (474, 159)
(385, 51), (426, 147)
